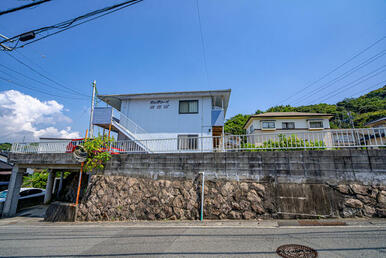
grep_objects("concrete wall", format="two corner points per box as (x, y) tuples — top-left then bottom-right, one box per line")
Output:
(8, 150), (386, 186)
(104, 149), (386, 185)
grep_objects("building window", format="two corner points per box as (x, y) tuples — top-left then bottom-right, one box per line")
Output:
(179, 100), (198, 114)
(262, 121), (275, 129)
(309, 121), (323, 129)
(249, 125), (254, 134)
(178, 135), (198, 150)
(282, 122), (295, 129)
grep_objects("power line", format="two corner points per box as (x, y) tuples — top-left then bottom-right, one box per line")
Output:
(314, 65), (386, 103)
(14, 49), (52, 74)
(0, 75), (87, 100)
(18, 0), (144, 49)
(195, 0), (210, 86)
(313, 65), (386, 103)
(349, 80), (386, 98)
(276, 35), (386, 105)
(5, 52), (90, 97)
(290, 49), (386, 105)
(0, 0), (144, 50)
(0, 0), (51, 16)
(0, 64), (88, 99)
(0, 71), (85, 100)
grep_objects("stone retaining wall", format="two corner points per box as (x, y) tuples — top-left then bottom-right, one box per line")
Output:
(76, 175), (386, 221)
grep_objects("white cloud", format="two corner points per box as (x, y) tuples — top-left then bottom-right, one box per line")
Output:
(0, 90), (80, 141)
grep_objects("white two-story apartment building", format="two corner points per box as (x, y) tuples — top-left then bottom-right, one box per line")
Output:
(92, 89), (231, 153)
(243, 112), (334, 146)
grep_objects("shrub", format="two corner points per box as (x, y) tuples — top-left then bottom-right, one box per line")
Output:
(82, 134), (113, 172)
(241, 134), (326, 151)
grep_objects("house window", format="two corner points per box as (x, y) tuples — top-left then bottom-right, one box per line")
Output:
(309, 121), (323, 129)
(249, 125), (254, 134)
(179, 100), (198, 114)
(178, 135), (198, 150)
(262, 121), (275, 129)
(282, 122), (295, 129)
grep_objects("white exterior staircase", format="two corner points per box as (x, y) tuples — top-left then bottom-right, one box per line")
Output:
(92, 107), (151, 153)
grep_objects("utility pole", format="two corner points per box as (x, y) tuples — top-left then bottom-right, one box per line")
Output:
(89, 80), (96, 138)
(347, 111), (355, 129)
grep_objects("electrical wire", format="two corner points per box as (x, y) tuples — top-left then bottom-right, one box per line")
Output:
(0, 0), (144, 49)
(349, 80), (386, 98)
(0, 70), (85, 100)
(0, 75), (87, 100)
(14, 49), (52, 74)
(0, 64), (88, 99)
(289, 49), (386, 105)
(0, 0), (51, 16)
(276, 35), (386, 105)
(313, 65), (386, 103)
(195, 0), (210, 86)
(5, 52), (90, 97)
(313, 66), (386, 103)
(18, 0), (144, 49)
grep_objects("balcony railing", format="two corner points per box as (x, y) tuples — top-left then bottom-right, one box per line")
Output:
(10, 127), (386, 154)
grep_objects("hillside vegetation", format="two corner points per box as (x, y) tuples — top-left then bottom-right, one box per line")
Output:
(225, 85), (386, 134)
(0, 143), (11, 151)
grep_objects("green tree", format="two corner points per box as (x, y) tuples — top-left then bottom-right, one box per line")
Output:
(353, 110), (386, 127)
(22, 170), (49, 189)
(224, 114), (250, 135)
(0, 143), (11, 151)
(22, 170), (71, 189)
(266, 105), (297, 112)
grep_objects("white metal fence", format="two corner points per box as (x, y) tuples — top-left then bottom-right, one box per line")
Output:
(10, 127), (386, 154)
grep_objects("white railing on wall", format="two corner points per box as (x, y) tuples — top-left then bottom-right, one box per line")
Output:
(10, 127), (386, 154)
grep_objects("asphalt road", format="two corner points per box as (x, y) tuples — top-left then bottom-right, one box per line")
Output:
(0, 219), (385, 257)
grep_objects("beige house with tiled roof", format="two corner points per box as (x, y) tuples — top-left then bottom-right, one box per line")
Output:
(243, 112), (334, 146)
(243, 112), (333, 134)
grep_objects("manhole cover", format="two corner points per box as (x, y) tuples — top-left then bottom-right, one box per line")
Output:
(276, 244), (317, 258)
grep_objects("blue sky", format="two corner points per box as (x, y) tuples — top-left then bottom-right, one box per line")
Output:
(0, 0), (385, 141)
